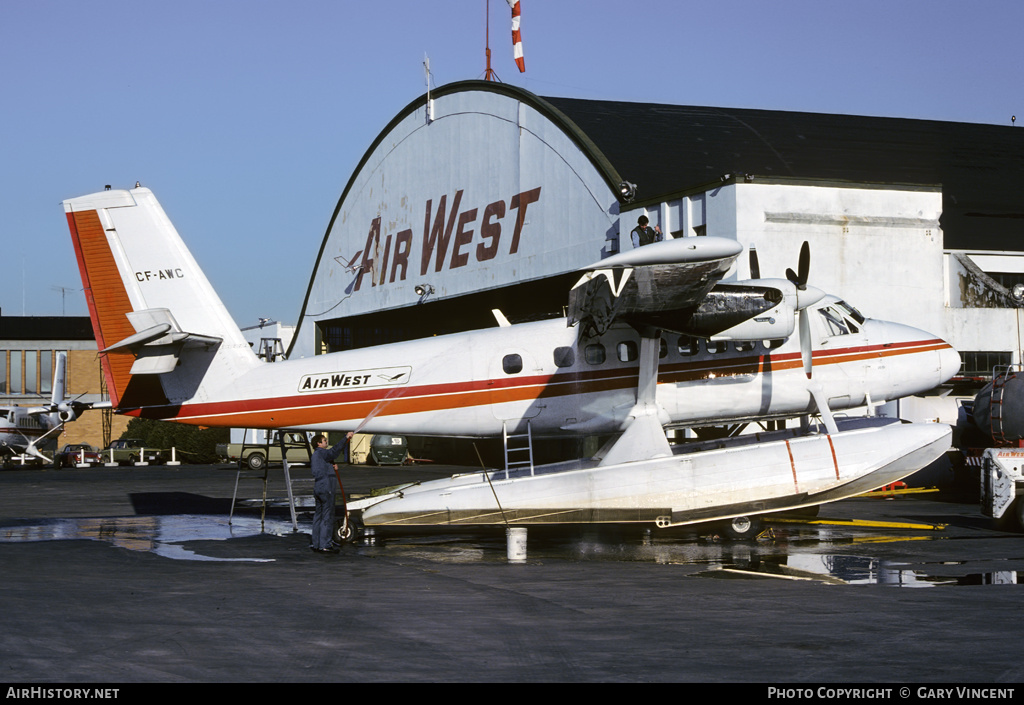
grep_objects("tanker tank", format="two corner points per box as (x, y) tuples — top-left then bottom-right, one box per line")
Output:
(972, 370), (1024, 444)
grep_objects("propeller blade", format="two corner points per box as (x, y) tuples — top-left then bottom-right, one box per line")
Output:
(797, 241), (810, 286)
(786, 241), (811, 289)
(748, 246), (760, 280)
(799, 308), (813, 379)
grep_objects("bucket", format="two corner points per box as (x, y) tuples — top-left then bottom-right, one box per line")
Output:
(506, 527), (527, 563)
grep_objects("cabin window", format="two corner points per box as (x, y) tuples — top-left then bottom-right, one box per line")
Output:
(617, 341), (638, 363)
(765, 339), (785, 349)
(707, 340), (729, 354)
(835, 299), (865, 325)
(502, 354), (523, 374)
(585, 344), (606, 365)
(677, 336), (698, 356)
(659, 339), (668, 358)
(735, 341), (755, 353)
(553, 346), (575, 368)
(819, 307), (851, 336)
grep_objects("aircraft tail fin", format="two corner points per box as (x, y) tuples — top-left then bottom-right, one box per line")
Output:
(50, 351), (67, 408)
(63, 187), (259, 410)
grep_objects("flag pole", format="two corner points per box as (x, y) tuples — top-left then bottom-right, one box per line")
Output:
(485, 0), (499, 81)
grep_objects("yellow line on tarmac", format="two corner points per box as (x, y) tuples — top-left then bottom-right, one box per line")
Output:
(770, 517), (947, 531)
(857, 487), (941, 497)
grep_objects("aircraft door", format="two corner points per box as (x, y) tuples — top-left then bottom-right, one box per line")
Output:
(812, 304), (855, 411)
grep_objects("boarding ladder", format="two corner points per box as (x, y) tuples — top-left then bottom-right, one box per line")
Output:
(503, 420), (535, 478)
(988, 364), (1023, 446)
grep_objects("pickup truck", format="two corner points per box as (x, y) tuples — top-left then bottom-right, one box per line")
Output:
(216, 431), (312, 471)
(102, 439), (168, 466)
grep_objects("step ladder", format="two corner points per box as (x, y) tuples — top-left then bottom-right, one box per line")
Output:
(503, 421), (535, 478)
(229, 429), (314, 532)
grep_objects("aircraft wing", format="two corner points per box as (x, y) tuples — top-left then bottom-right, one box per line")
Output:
(568, 237), (745, 336)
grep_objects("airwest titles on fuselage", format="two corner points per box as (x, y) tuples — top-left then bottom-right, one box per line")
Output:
(352, 187), (542, 291)
(298, 366), (412, 393)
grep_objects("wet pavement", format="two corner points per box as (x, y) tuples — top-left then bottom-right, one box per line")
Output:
(2, 463), (1024, 682)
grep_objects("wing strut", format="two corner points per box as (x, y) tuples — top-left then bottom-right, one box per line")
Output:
(594, 327), (672, 466)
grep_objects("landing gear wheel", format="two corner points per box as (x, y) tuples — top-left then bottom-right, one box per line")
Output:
(334, 515), (362, 544)
(723, 515), (763, 540)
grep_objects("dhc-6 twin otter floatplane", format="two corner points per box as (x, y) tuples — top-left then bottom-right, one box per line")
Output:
(63, 186), (959, 537)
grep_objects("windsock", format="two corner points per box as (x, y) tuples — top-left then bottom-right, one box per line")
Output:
(507, 0), (525, 72)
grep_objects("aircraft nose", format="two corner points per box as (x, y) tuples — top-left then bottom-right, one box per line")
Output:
(938, 342), (961, 385)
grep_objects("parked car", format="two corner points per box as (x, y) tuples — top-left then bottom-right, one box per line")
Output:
(55, 443), (102, 468)
(216, 431), (312, 470)
(367, 435), (408, 465)
(102, 439), (168, 466)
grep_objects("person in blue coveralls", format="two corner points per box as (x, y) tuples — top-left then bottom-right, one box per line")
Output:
(310, 431), (354, 554)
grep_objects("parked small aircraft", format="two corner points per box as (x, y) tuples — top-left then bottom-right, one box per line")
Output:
(0, 353), (99, 465)
(62, 186), (958, 533)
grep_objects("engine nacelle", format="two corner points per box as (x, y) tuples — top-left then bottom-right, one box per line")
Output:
(687, 279), (798, 341)
(709, 306), (796, 340)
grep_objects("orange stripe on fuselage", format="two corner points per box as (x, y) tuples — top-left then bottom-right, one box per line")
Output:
(125, 337), (953, 430)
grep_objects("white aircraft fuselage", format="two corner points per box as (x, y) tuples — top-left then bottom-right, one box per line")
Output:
(134, 310), (956, 439)
(62, 187), (958, 440)
(0, 407), (59, 459)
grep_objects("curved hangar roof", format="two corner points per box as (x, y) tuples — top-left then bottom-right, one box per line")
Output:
(292, 80), (1024, 355)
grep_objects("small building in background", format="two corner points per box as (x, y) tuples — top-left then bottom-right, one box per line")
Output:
(0, 312), (129, 451)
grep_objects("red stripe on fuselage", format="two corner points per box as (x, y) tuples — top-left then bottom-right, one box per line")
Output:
(126, 338), (951, 427)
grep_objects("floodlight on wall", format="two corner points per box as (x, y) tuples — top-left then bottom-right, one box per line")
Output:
(618, 181), (637, 202)
(414, 284), (435, 298)
(1012, 283), (1024, 304)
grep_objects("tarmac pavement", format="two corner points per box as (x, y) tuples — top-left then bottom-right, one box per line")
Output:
(2, 463), (1024, 684)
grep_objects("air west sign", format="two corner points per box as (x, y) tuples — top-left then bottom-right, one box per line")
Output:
(348, 187), (541, 291)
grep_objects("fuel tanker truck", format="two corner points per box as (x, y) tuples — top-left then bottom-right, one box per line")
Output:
(972, 366), (1024, 529)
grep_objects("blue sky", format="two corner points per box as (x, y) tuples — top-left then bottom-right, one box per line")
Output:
(3, 1), (1022, 326)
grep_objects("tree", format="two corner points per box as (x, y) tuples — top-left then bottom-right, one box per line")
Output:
(120, 418), (228, 464)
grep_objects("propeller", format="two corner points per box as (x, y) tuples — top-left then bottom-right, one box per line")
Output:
(787, 242), (838, 434)
(746, 240), (836, 433)
(28, 394), (92, 422)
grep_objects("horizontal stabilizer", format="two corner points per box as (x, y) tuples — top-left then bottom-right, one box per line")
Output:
(101, 308), (223, 375)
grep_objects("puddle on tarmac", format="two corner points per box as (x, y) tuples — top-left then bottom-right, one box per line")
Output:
(0, 515), (292, 562)
(349, 526), (1024, 587)
(1, 516), (1021, 584)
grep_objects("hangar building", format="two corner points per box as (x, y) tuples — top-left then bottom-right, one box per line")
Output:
(288, 80), (1024, 391)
